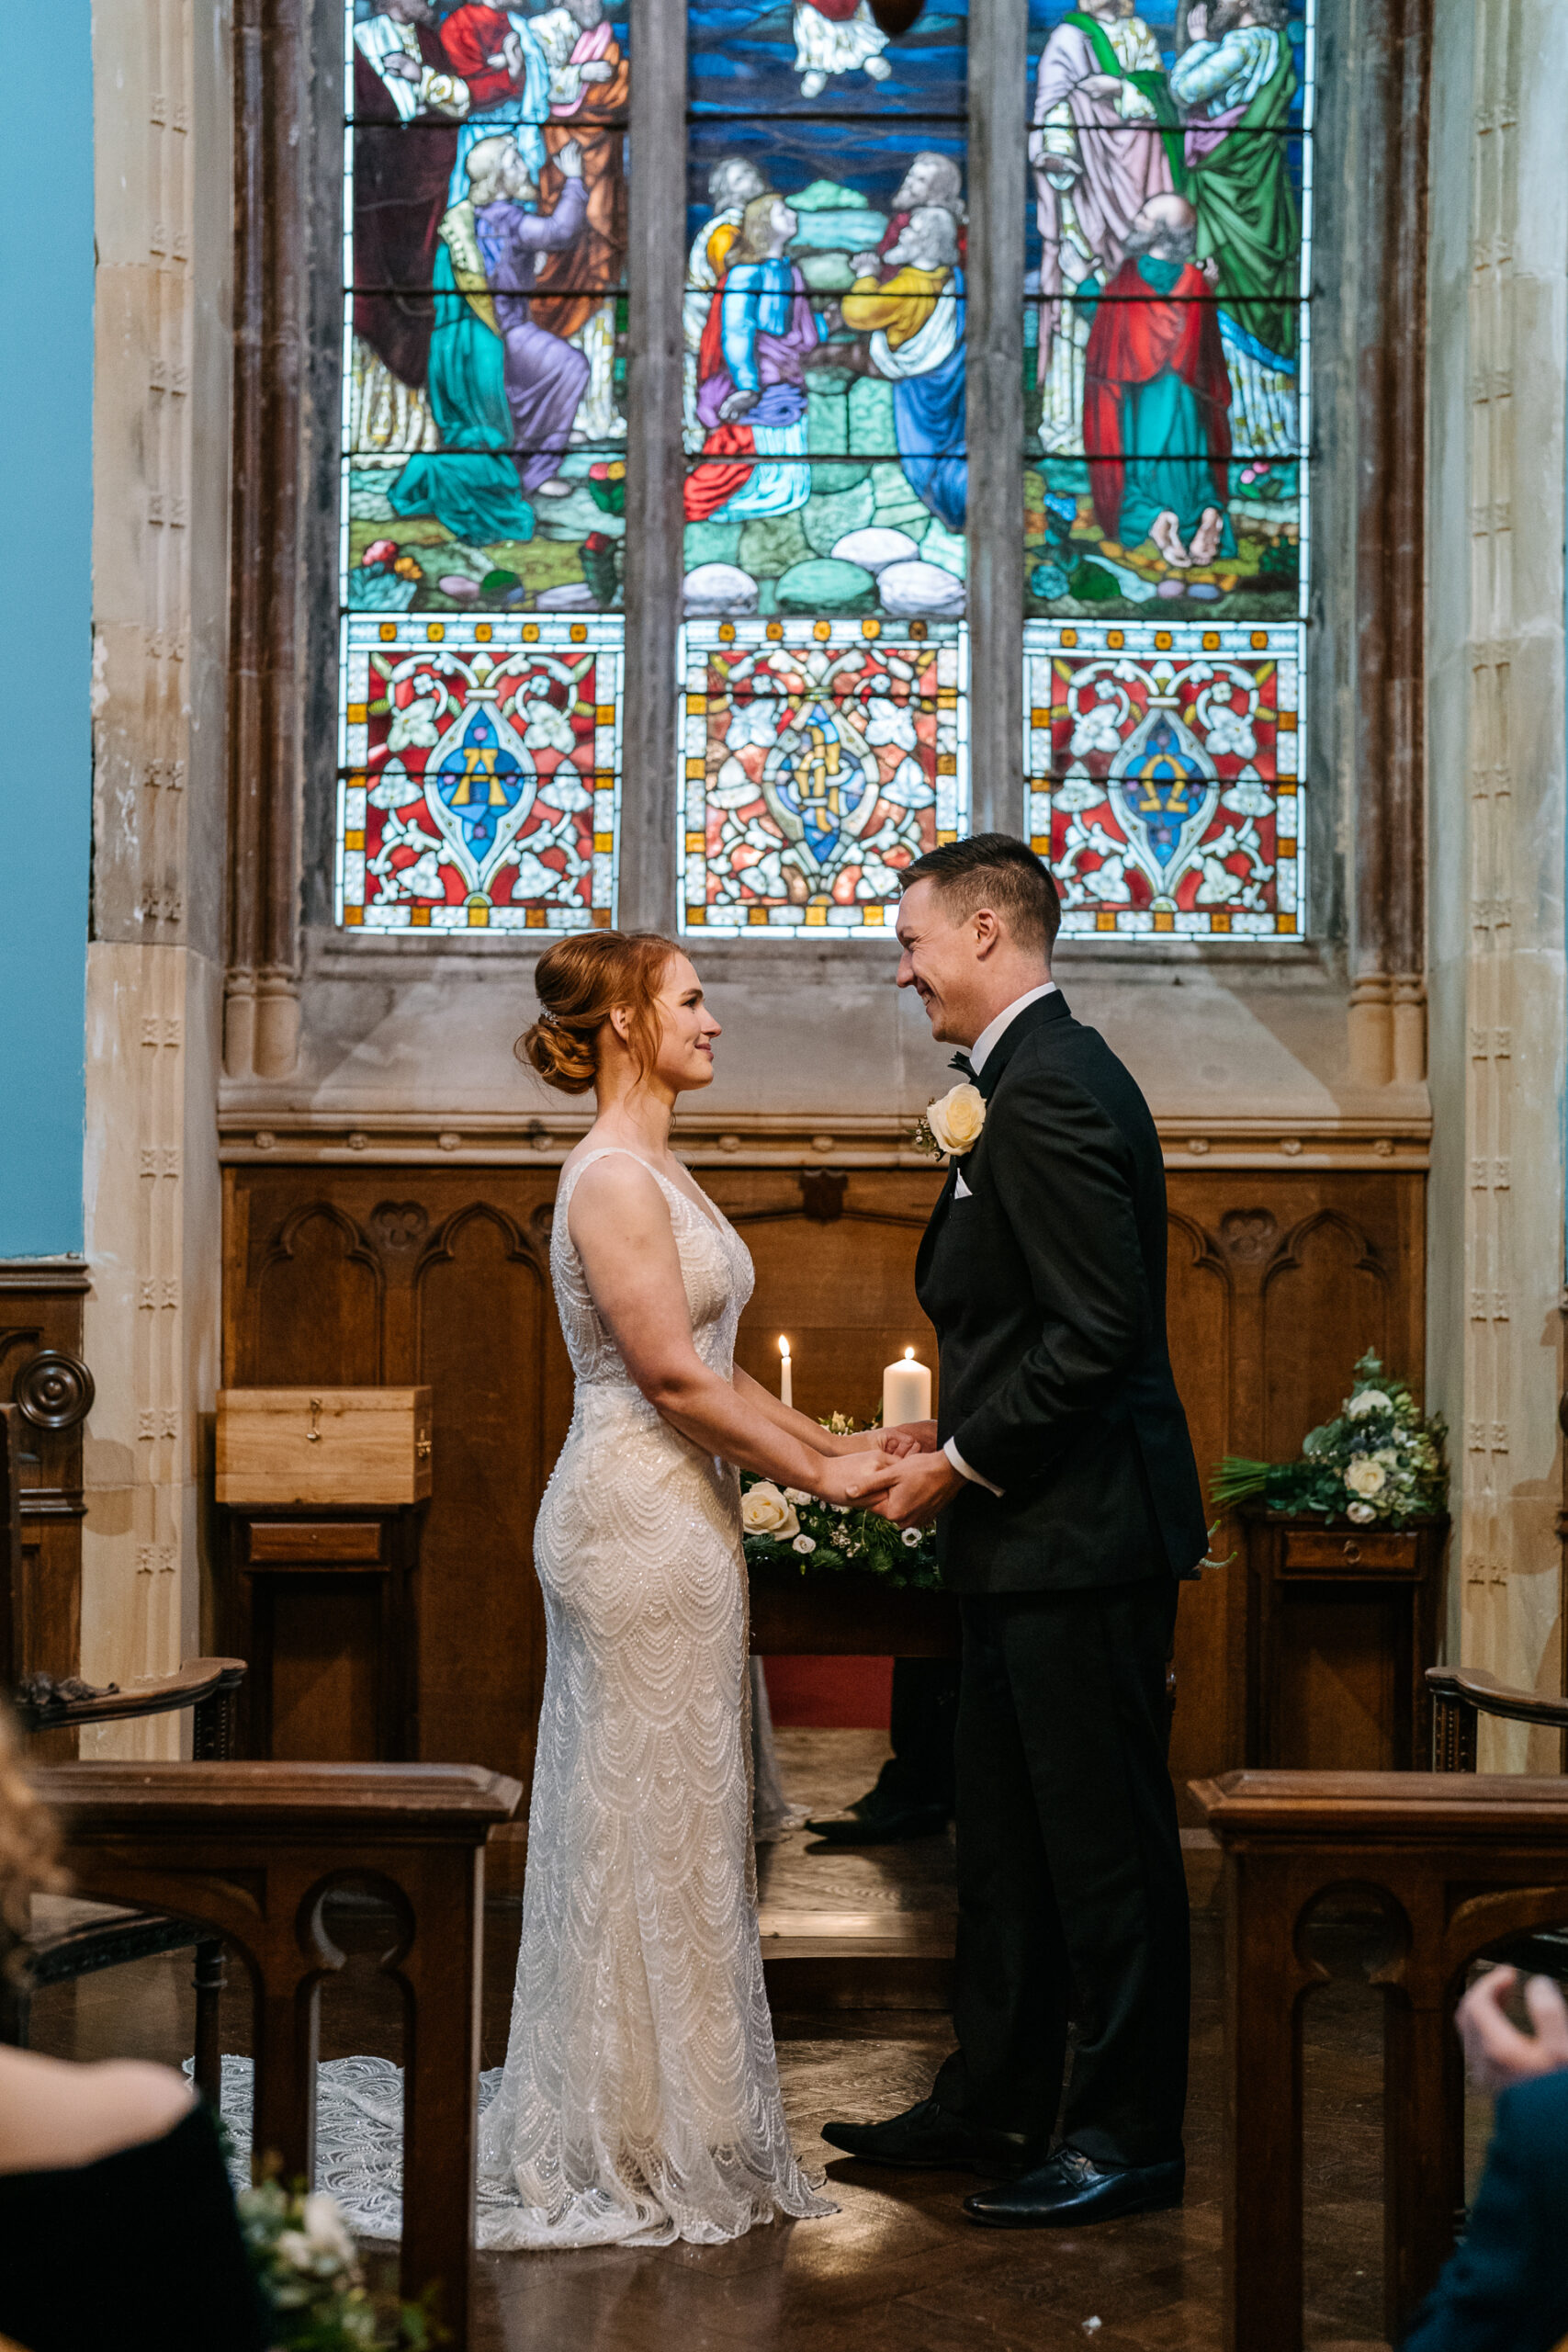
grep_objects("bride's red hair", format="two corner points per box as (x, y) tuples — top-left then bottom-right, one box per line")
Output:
(516, 931), (681, 1096)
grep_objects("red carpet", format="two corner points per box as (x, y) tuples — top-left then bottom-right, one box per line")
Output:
(761, 1655), (893, 1729)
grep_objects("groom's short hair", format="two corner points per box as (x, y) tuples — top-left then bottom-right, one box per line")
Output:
(902, 833), (1061, 957)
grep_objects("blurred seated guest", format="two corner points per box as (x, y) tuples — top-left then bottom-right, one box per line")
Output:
(0, 1708), (267, 2352)
(1402, 1964), (1568, 2352)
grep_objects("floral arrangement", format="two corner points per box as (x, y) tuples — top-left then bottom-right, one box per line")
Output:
(913, 1080), (987, 1162)
(237, 2169), (444, 2350)
(1211, 1351), (1448, 1529)
(741, 1416), (940, 1589)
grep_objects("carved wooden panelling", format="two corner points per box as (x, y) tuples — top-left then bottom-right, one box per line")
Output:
(224, 1165), (1424, 1792)
(0, 1266), (89, 1758)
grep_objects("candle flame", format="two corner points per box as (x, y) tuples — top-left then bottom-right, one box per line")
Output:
(779, 1336), (791, 1361)
(904, 1346), (915, 1361)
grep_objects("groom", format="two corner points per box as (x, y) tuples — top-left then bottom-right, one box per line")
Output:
(825, 833), (1208, 2228)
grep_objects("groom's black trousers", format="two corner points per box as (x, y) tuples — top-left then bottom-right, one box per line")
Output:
(931, 1572), (1190, 2169)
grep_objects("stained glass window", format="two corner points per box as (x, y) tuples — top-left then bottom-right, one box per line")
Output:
(1022, 0), (1312, 937)
(337, 0), (628, 932)
(680, 1), (971, 938)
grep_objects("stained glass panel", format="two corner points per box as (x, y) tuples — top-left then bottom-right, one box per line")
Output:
(682, 3), (969, 924)
(1023, 0), (1312, 938)
(679, 616), (966, 936)
(338, 615), (621, 931)
(339, 0), (628, 929)
(1024, 617), (1300, 935)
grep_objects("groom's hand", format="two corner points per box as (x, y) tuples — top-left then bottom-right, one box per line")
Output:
(877, 1419), (940, 1459)
(876, 1449), (965, 1530)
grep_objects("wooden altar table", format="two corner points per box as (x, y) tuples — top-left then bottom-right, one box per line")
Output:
(1192, 1768), (1568, 2352)
(34, 1759), (521, 2349)
(748, 1560), (959, 1657)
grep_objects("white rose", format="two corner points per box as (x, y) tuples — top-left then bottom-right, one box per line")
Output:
(792, 1533), (816, 1555)
(299, 2193), (356, 2267)
(1347, 1388), (1393, 1419)
(1346, 1500), (1377, 1525)
(1344, 1455), (1386, 1498)
(901, 1527), (923, 1548)
(741, 1481), (799, 1538)
(926, 1080), (987, 1158)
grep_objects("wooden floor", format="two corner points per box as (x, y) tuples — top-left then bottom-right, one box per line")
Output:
(33, 1731), (1435, 2352)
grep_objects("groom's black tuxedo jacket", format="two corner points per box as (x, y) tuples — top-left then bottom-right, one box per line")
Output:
(915, 989), (1208, 1593)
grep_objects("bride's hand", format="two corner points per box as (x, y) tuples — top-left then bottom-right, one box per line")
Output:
(814, 1451), (896, 1510)
(877, 1419), (940, 1459)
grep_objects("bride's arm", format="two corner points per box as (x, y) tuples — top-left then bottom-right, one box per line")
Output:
(569, 1158), (891, 1507)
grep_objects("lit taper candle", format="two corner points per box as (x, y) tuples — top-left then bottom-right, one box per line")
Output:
(778, 1335), (793, 1410)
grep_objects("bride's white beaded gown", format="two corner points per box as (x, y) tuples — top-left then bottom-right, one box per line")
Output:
(295, 1148), (833, 2248)
(472, 1148), (832, 2245)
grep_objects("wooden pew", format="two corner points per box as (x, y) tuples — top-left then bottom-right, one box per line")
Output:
(1192, 1768), (1568, 2352)
(34, 1758), (521, 2349)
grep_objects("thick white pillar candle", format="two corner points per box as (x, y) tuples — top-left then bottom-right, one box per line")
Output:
(778, 1336), (793, 1410)
(883, 1345), (932, 1429)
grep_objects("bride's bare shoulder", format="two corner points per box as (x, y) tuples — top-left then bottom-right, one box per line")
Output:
(563, 1148), (671, 1241)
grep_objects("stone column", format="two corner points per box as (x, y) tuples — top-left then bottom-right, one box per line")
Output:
(1349, 0), (1434, 1088)
(617, 0), (687, 933)
(1427, 0), (1568, 1761)
(81, 0), (231, 1756)
(964, 0), (1026, 838)
(223, 0), (305, 1078)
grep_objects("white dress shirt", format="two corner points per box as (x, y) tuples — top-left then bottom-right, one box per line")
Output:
(942, 982), (1058, 1499)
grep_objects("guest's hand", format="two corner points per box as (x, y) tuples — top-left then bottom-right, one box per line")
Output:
(874, 1448), (964, 1530)
(815, 1451), (896, 1510)
(877, 1419), (940, 1459)
(1458, 1966), (1568, 2095)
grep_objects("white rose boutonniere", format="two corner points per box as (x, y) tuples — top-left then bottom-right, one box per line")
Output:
(741, 1480), (799, 1539)
(919, 1080), (987, 1161)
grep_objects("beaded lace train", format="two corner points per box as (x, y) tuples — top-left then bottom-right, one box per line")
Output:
(302, 1148), (834, 2250)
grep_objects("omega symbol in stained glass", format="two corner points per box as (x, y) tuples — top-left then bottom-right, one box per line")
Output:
(1025, 619), (1301, 936)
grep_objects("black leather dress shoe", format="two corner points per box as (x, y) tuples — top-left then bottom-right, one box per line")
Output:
(963, 2147), (1185, 2228)
(821, 2098), (1033, 2175)
(804, 1801), (951, 1844)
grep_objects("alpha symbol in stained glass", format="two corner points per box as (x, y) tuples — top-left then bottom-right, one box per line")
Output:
(431, 704), (535, 876)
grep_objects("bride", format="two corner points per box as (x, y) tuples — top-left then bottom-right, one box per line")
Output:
(473, 927), (891, 2247)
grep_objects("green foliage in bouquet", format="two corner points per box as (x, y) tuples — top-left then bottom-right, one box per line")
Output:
(740, 1415), (940, 1589)
(237, 2165), (445, 2351)
(1211, 1351), (1447, 1531)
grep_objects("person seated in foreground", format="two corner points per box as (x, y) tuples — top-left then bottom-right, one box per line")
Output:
(0, 1706), (268, 2352)
(1401, 1963), (1568, 2352)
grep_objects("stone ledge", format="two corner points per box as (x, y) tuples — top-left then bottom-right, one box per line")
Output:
(217, 1107), (1431, 1171)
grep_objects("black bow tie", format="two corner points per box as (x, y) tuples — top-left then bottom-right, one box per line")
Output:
(950, 1052), (976, 1080)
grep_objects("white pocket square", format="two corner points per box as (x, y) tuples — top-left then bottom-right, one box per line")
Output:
(953, 1169), (973, 1200)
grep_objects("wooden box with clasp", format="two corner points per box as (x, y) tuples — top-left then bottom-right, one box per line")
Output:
(216, 1388), (434, 1508)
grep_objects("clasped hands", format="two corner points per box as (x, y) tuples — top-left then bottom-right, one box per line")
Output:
(814, 1419), (964, 1529)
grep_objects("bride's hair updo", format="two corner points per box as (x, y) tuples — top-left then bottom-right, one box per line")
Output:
(516, 930), (682, 1095)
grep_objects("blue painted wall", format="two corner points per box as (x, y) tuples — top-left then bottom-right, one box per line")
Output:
(0, 0), (93, 1254)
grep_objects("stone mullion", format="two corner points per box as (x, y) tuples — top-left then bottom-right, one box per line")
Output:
(964, 0), (1026, 839)
(617, 0), (688, 933)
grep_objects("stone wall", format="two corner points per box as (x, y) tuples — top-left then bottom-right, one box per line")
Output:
(1427, 0), (1568, 1762)
(80, 0), (233, 1755)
